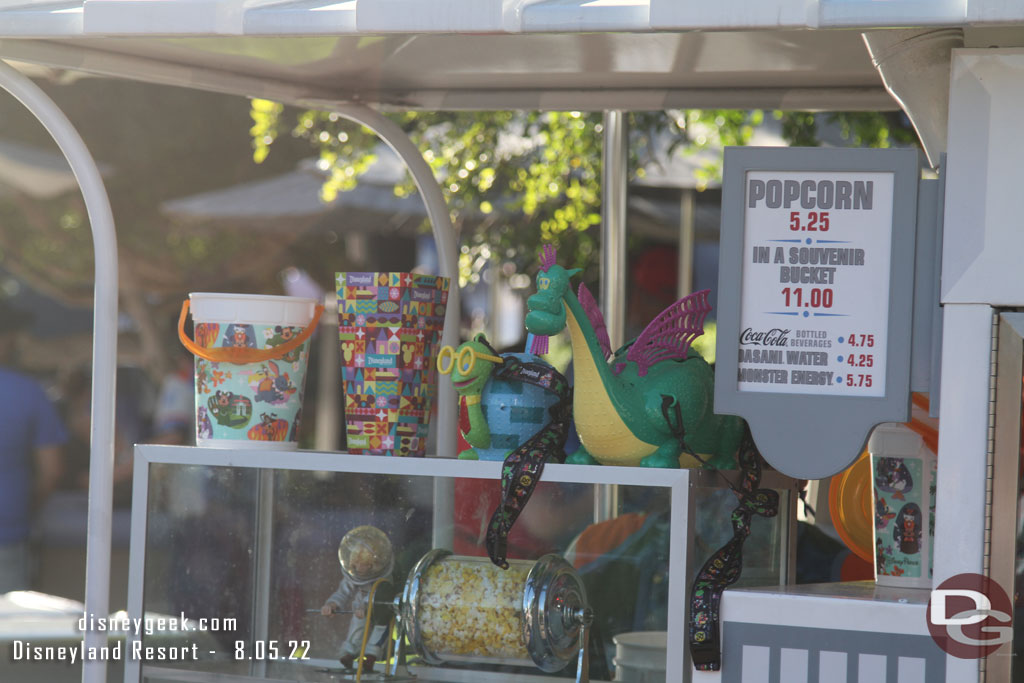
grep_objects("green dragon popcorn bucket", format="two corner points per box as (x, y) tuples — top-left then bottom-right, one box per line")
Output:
(179, 293), (324, 449)
(336, 272), (449, 456)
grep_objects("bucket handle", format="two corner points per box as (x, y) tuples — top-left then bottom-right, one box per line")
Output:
(179, 299), (324, 364)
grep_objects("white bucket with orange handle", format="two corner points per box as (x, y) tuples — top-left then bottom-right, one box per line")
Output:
(180, 293), (323, 449)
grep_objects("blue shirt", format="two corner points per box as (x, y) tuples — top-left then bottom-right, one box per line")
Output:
(0, 368), (68, 544)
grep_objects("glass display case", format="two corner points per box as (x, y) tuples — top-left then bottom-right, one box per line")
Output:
(125, 446), (795, 682)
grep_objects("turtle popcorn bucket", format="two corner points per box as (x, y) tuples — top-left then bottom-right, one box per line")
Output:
(336, 272), (449, 456)
(180, 293), (323, 449)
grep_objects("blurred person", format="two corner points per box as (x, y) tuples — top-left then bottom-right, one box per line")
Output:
(151, 349), (194, 446)
(57, 366), (149, 507)
(151, 312), (195, 446)
(0, 299), (67, 593)
(626, 244), (678, 341)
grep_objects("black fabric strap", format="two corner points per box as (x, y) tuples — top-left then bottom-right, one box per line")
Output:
(688, 426), (778, 671)
(485, 358), (572, 569)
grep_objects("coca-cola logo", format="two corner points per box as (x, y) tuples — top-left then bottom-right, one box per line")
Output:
(740, 327), (790, 346)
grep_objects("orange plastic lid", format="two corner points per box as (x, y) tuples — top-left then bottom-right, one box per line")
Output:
(828, 449), (874, 563)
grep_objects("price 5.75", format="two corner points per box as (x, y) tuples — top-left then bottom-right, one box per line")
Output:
(846, 374), (873, 388)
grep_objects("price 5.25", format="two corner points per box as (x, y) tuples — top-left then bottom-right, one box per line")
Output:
(790, 211), (830, 232)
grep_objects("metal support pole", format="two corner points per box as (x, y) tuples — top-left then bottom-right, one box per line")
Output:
(601, 110), (627, 352)
(677, 188), (696, 298)
(0, 60), (120, 683)
(314, 292), (341, 451)
(250, 469), (275, 678)
(597, 110), (628, 522)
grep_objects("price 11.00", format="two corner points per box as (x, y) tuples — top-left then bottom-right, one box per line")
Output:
(781, 287), (833, 309)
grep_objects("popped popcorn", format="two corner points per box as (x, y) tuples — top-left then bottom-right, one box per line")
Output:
(416, 556), (533, 662)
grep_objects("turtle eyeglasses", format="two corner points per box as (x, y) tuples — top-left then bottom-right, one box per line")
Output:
(436, 345), (503, 375)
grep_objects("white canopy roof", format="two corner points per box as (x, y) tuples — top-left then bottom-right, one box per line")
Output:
(2, 0), (1020, 112)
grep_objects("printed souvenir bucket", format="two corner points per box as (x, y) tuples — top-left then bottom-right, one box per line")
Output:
(336, 272), (449, 456)
(870, 423), (937, 589)
(179, 293), (323, 449)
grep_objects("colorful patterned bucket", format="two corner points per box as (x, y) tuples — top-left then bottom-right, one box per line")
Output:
(336, 272), (449, 456)
(179, 293), (323, 449)
(870, 423), (936, 588)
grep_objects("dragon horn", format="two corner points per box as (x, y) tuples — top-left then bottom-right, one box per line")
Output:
(528, 332), (549, 356)
(540, 244), (557, 271)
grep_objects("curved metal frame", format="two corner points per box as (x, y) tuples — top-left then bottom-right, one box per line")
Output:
(0, 59), (119, 683)
(0, 68), (461, 683)
(326, 103), (459, 461)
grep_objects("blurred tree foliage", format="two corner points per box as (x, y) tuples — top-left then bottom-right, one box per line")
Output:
(0, 76), (918, 377)
(251, 105), (918, 287)
(0, 79), (311, 375)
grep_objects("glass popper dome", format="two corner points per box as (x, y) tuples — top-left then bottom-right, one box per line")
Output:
(338, 525), (394, 583)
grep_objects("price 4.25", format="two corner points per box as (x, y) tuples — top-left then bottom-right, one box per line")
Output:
(845, 374), (872, 388)
(846, 353), (873, 368)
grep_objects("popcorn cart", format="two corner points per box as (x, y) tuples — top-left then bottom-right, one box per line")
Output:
(2, 3), (1024, 683)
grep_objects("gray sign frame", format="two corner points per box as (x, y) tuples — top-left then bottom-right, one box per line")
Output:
(715, 147), (920, 479)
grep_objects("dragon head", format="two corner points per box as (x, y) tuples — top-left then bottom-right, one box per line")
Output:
(525, 245), (581, 340)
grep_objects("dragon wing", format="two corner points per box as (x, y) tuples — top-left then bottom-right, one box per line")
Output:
(626, 289), (712, 376)
(577, 282), (612, 360)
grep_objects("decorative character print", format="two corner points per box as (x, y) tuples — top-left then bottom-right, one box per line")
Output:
(207, 390), (253, 428)
(875, 495), (896, 529)
(197, 406), (213, 440)
(251, 360), (297, 405)
(223, 323), (257, 349)
(195, 359), (214, 395)
(874, 457), (913, 500)
(893, 502), (922, 555)
(247, 413), (289, 441)
(195, 323), (221, 348)
(265, 325), (303, 362)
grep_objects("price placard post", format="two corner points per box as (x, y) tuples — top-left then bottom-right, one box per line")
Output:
(715, 147), (921, 479)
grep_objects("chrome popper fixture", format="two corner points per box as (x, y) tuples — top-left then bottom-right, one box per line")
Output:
(393, 549), (592, 683)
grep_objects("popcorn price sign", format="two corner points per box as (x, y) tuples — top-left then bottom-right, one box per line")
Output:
(738, 170), (893, 397)
(715, 148), (921, 479)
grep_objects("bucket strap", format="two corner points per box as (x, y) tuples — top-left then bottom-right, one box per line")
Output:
(178, 299), (324, 364)
(485, 357), (572, 569)
(688, 425), (779, 671)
